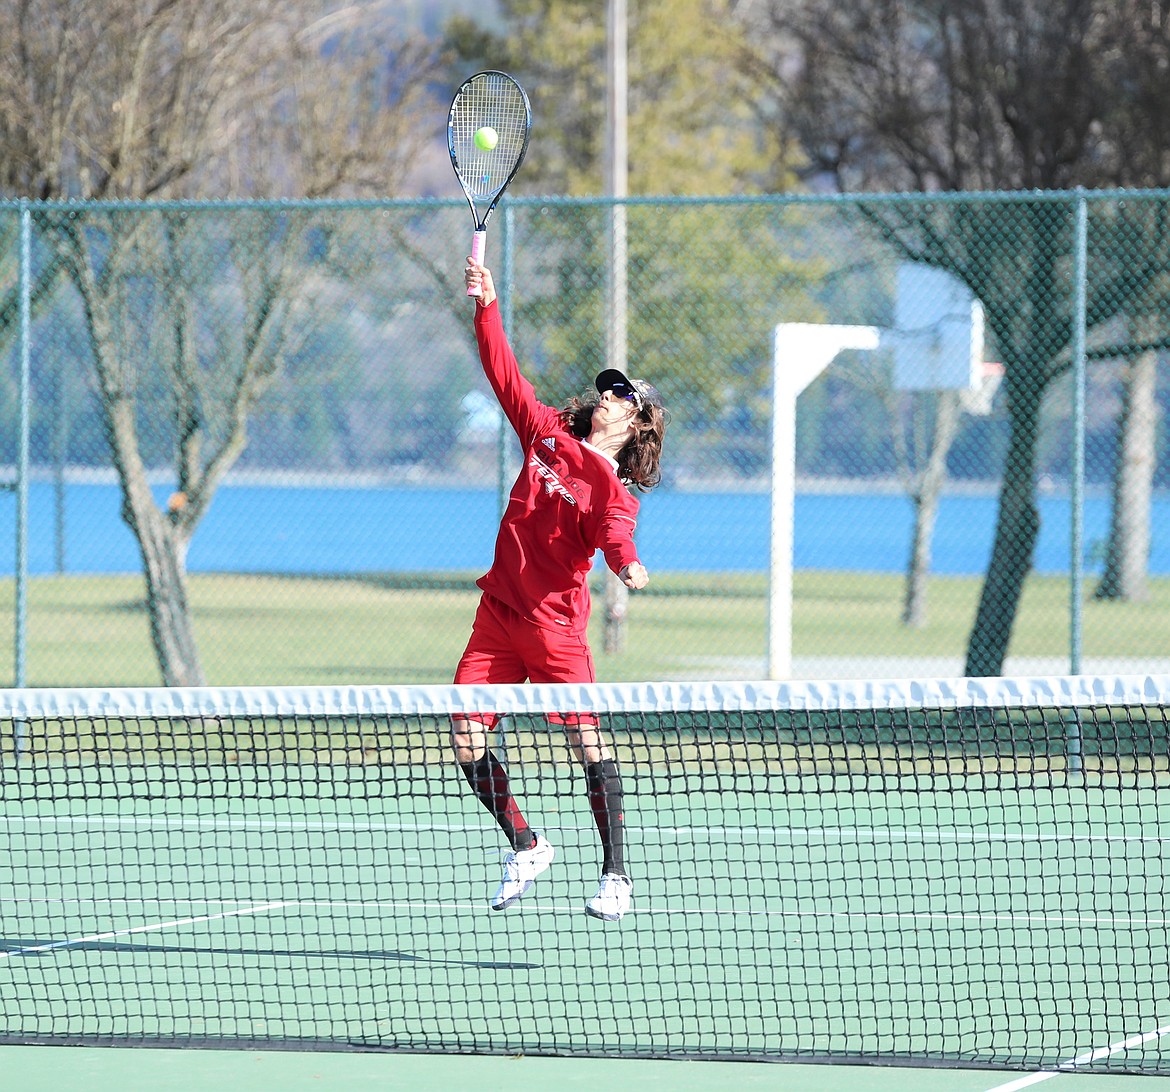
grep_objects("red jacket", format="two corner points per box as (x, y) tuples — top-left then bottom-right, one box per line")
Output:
(474, 300), (640, 634)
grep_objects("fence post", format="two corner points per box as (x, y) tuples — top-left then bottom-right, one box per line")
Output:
(11, 199), (32, 761)
(496, 204), (515, 523)
(16, 200), (30, 692)
(494, 204), (516, 770)
(1068, 189), (1088, 778)
(1070, 191), (1088, 676)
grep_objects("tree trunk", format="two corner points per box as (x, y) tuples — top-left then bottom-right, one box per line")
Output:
(603, 569), (628, 654)
(902, 491), (933, 628)
(1094, 341), (1157, 602)
(902, 390), (961, 627)
(136, 502), (204, 687)
(63, 218), (205, 688)
(105, 398), (205, 687)
(964, 381), (1044, 677)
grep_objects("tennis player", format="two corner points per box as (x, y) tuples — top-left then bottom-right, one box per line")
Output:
(453, 257), (666, 923)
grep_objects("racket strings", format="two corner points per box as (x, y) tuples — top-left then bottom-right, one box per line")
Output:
(450, 76), (529, 201)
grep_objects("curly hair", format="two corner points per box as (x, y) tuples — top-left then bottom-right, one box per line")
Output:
(560, 393), (668, 492)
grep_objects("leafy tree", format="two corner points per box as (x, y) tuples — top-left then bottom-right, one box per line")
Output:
(442, 0), (818, 655)
(444, 0), (794, 195)
(441, 0), (827, 473)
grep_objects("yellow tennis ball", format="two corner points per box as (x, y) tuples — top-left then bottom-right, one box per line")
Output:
(473, 126), (499, 151)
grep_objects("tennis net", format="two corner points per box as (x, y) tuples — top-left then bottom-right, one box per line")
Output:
(2, 674), (1170, 1073)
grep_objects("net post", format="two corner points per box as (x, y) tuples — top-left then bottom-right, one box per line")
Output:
(495, 712), (509, 770)
(12, 714), (28, 761)
(1065, 707), (1084, 781)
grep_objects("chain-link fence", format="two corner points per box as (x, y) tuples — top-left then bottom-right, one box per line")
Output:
(0, 190), (1167, 686)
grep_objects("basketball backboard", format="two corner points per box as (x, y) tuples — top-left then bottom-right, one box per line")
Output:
(891, 263), (984, 391)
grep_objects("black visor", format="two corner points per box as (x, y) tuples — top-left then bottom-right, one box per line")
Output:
(596, 367), (663, 411)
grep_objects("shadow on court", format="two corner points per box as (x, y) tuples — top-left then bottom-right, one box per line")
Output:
(0, 937), (537, 970)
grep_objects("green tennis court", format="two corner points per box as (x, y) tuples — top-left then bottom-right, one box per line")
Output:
(7, 1045), (1170, 1092)
(4, 772), (1168, 1061)
(3, 677), (1170, 1084)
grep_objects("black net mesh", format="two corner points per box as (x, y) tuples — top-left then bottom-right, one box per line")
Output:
(2, 676), (1169, 1072)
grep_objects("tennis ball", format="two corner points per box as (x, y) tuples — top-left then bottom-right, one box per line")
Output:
(473, 126), (499, 151)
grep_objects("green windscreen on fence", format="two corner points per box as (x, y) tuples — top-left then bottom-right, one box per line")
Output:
(2, 675), (1170, 1073)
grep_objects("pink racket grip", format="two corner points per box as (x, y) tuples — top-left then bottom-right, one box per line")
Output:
(467, 230), (486, 297)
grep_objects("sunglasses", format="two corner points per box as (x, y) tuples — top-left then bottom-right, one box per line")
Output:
(608, 381), (644, 411)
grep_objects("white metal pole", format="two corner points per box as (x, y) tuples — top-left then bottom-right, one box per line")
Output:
(604, 0), (630, 653)
(768, 325), (881, 679)
(768, 333), (798, 680)
(606, 0), (628, 371)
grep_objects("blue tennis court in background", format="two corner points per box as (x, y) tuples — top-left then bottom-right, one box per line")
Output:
(2, 482), (1167, 576)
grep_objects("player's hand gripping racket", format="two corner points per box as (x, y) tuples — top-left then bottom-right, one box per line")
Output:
(448, 70), (531, 297)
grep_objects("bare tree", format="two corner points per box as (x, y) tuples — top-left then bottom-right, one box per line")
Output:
(889, 388), (964, 627)
(0, 0), (442, 684)
(1081, 1), (1170, 603)
(738, 0), (1170, 674)
(886, 374), (1001, 627)
(1094, 321), (1159, 602)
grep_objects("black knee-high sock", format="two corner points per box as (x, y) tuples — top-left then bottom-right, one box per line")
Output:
(585, 758), (625, 877)
(460, 752), (534, 852)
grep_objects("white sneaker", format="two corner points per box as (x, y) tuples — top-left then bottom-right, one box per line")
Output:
(490, 834), (555, 910)
(585, 873), (632, 922)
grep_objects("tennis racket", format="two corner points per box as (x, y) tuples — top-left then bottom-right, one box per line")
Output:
(448, 70), (532, 297)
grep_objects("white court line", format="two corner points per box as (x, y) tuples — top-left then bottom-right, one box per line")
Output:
(984, 1023), (1170, 1091)
(4, 815), (1167, 843)
(3, 895), (1170, 926)
(0, 900), (292, 958)
(4, 876), (1167, 1084)
(7, 892), (1168, 1085)
(0, 817), (508, 833)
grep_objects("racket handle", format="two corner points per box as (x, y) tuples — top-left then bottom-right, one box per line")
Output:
(467, 230), (486, 297)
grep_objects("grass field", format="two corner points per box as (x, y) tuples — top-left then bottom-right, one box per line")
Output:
(0, 570), (1169, 687)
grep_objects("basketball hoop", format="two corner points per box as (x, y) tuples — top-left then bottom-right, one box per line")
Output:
(959, 361), (1005, 417)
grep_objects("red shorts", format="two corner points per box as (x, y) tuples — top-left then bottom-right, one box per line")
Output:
(453, 595), (597, 730)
